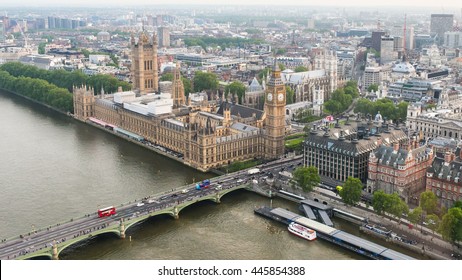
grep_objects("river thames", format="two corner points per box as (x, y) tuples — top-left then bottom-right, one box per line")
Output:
(0, 91), (422, 260)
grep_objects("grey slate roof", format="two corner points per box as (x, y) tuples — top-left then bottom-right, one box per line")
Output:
(217, 101), (264, 120)
(427, 156), (462, 184)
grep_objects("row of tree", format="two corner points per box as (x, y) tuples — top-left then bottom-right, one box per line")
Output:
(0, 70), (73, 112)
(323, 81), (359, 115)
(0, 62), (131, 95)
(290, 166), (462, 243)
(184, 37), (264, 50)
(354, 98), (408, 123)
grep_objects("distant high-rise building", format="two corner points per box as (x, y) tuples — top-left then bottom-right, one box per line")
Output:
(158, 26), (170, 48)
(444, 31), (462, 48)
(371, 31), (386, 52)
(431, 14), (454, 45)
(380, 36), (396, 64)
(363, 67), (382, 90)
(307, 18), (315, 29)
(406, 26), (415, 50)
(0, 20), (5, 42)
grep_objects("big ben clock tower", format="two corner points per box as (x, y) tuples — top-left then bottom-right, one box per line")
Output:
(264, 61), (286, 159)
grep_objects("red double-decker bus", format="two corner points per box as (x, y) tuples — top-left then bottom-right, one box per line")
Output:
(97, 206), (116, 217)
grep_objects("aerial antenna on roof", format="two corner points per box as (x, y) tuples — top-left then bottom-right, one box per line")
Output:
(403, 14), (407, 62)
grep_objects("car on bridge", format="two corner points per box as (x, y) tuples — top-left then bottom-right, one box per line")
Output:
(137, 202), (145, 207)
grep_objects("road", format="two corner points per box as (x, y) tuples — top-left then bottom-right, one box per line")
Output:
(0, 155), (302, 260)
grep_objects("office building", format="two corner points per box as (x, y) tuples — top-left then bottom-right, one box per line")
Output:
(368, 139), (434, 203)
(303, 115), (408, 186)
(426, 149), (462, 209)
(158, 26), (170, 48)
(431, 14), (454, 45)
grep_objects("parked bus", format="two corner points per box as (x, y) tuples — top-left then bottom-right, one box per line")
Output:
(98, 206), (116, 217)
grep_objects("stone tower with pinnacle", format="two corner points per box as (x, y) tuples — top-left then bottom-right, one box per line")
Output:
(263, 60), (286, 159)
(130, 32), (159, 94)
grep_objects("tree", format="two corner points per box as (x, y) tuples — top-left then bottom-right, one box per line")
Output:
(225, 81), (246, 104)
(258, 67), (270, 81)
(276, 48), (286, 55)
(386, 193), (409, 221)
(278, 63), (286, 71)
(339, 177), (363, 206)
(420, 191), (438, 215)
(408, 206), (423, 226)
(291, 166), (320, 193)
(439, 207), (462, 243)
(294, 66), (308, 72)
(372, 190), (388, 215)
(160, 73), (174, 82)
(38, 42), (46, 54)
(344, 86), (359, 98)
(367, 84), (379, 92)
(396, 101), (408, 123)
(354, 98), (374, 116)
(426, 214), (440, 235)
(182, 77), (192, 95)
(193, 71), (218, 92)
(285, 86), (294, 104)
(324, 100), (342, 115)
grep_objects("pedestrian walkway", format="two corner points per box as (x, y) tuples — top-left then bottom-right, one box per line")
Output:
(309, 189), (461, 260)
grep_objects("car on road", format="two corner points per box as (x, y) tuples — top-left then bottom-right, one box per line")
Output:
(215, 185), (222, 190)
(182, 189), (189, 193)
(237, 179), (244, 183)
(147, 199), (157, 204)
(136, 202), (145, 207)
(171, 193), (178, 198)
(160, 196), (169, 200)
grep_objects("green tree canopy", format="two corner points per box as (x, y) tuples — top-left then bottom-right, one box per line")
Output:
(367, 84), (379, 92)
(354, 97), (409, 122)
(294, 66), (308, 72)
(225, 81), (246, 104)
(420, 191), (438, 215)
(372, 190), (388, 215)
(276, 48), (287, 55)
(258, 67), (270, 82)
(408, 206), (423, 226)
(291, 166), (320, 193)
(439, 207), (462, 243)
(385, 193), (409, 220)
(426, 213), (440, 234)
(160, 73), (174, 81)
(278, 63), (286, 71)
(285, 86), (294, 105)
(339, 177), (363, 206)
(324, 100), (342, 115)
(182, 77), (192, 95)
(193, 71), (218, 92)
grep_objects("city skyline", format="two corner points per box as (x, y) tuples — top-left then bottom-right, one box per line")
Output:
(2, 0), (462, 8)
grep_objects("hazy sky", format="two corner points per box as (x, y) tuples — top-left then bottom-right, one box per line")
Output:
(3, 0), (462, 7)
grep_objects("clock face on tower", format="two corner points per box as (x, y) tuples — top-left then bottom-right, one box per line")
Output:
(278, 93), (284, 102)
(267, 93), (273, 101)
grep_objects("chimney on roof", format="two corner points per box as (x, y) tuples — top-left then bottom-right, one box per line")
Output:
(394, 142), (400, 152)
(335, 118), (340, 128)
(376, 137), (382, 146)
(444, 151), (453, 163)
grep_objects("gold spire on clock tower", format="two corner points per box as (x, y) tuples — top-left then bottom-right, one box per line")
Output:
(264, 60), (286, 159)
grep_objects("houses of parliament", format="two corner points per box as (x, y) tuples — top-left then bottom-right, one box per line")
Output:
(73, 32), (287, 172)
